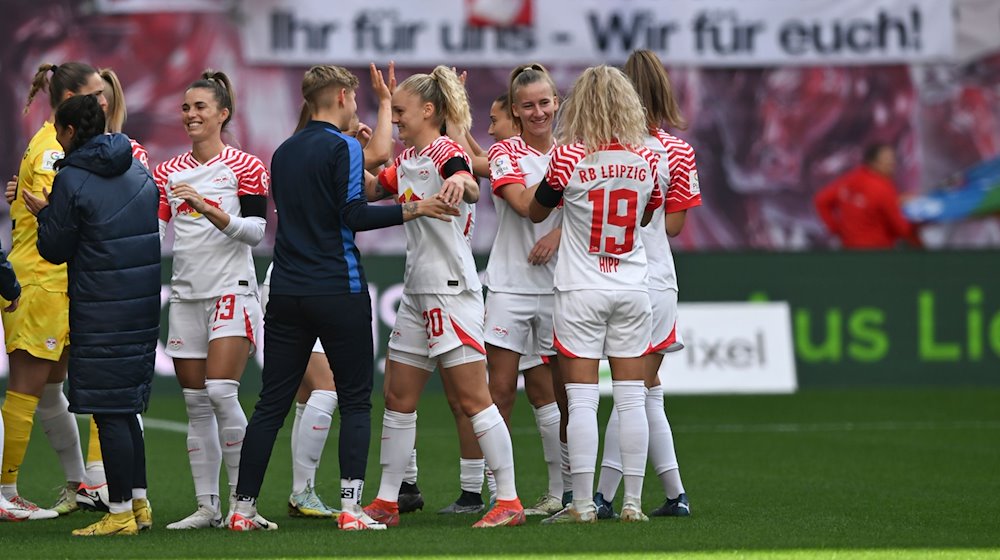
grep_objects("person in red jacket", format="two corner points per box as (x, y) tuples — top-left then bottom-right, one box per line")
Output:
(814, 144), (921, 249)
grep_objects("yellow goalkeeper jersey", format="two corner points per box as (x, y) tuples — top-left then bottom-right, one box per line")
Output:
(9, 122), (67, 291)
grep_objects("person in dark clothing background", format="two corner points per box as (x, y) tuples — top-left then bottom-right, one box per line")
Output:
(230, 64), (458, 532)
(25, 94), (161, 536)
(814, 143), (922, 249)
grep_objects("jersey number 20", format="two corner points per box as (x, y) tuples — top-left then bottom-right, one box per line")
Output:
(587, 188), (637, 255)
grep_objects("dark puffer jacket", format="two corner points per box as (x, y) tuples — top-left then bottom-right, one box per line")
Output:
(37, 133), (160, 414)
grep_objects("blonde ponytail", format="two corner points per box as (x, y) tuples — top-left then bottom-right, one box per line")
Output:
(399, 65), (472, 132)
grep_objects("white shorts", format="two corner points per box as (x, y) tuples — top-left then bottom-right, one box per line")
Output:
(260, 282), (324, 354)
(166, 294), (262, 359)
(650, 288), (684, 354)
(553, 289), (651, 359)
(484, 291), (555, 356)
(388, 291), (486, 360)
(519, 354), (545, 371)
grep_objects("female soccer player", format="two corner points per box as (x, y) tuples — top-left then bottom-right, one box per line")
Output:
(362, 66), (524, 529)
(1, 62), (106, 521)
(154, 70), (271, 530)
(529, 65), (663, 524)
(483, 64), (564, 516)
(594, 49), (702, 519)
(30, 93), (160, 537)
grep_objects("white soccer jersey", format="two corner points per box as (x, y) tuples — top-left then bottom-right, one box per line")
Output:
(544, 142), (663, 291)
(377, 136), (480, 295)
(155, 146), (269, 301)
(641, 129), (702, 291)
(484, 136), (561, 294)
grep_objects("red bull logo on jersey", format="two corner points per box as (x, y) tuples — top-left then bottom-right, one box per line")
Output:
(418, 169), (431, 181)
(175, 197), (222, 218)
(398, 187), (423, 203)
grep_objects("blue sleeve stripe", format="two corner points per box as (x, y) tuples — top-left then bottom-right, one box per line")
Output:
(325, 128), (364, 293)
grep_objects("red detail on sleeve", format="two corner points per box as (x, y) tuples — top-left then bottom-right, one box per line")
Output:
(377, 165), (399, 194)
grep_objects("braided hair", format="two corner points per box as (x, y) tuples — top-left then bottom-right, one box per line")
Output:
(54, 94), (106, 160)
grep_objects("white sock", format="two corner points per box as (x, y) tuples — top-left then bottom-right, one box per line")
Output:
(108, 499), (133, 514)
(293, 390), (337, 494)
(647, 385), (685, 498)
(375, 410), (416, 503)
(403, 448), (418, 485)
(340, 478), (364, 511)
(182, 388), (221, 511)
(459, 458), (485, 493)
(596, 406), (623, 500)
(37, 382), (85, 484)
(132, 488), (147, 500)
(291, 402), (305, 469)
(613, 381), (648, 502)
(470, 404), (517, 502)
(565, 383), (600, 506)
(205, 379), (247, 495)
(532, 402), (563, 498)
(85, 462), (108, 488)
(485, 468), (497, 502)
(1, 484), (16, 500)
(560, 440), (572, 497)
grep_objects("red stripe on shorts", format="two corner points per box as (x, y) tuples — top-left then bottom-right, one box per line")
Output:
(450, 317), (486, 355)
(552, 333), (580, 359)
(649, 322), (677, 353)
(243, 308), (255, 347)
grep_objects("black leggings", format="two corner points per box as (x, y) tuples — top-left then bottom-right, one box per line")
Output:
(93, 414), (147, 503)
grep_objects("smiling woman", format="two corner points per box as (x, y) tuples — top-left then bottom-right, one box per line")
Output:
(152, 69), (273, 531)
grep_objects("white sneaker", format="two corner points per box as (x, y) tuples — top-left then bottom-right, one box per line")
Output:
(166, 506), (223, 529)
(620, 497), (649, 522)
(228, 511), (279, 531)
(540, 502), (597, 524)
(0, 496), (30, 521)
(524, 494), (564, 516)
(8, 496), (59, 520)
(338, 505), (386, 531)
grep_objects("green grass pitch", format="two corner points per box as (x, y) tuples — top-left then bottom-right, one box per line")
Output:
(1, 387), (998, 559)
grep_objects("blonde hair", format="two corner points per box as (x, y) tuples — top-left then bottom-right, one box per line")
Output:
(555, 65), (646, 152)
(100, 68), (127, 133)
(508, 63), (559, 129)
(623, 49), (687, 131)
(296, 65), (359, 132)
(398, 65), (471, 132)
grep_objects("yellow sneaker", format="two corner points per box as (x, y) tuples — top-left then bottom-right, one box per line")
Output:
(133, 498), (153, 531)
(71, 511), (138, 536)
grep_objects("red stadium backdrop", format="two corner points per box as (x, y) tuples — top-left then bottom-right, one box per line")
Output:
(3, 0), (1000, 252)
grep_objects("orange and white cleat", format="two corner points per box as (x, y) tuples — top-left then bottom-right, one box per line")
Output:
(362, 498), (399, 527)
(472, 498), (526, 528)
(338, 505), (387, 531)
(228, 511), (278, 532)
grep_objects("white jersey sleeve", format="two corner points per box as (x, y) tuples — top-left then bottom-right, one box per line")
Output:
(546, 142), (662, 292)
(378, 136), (480, 295)
(483, 136), (561, 294)
(155, 146), (269, 301)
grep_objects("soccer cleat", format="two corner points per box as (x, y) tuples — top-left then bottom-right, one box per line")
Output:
(71, 511), (138, 536)
(8, 496), (59, 520)
(437, 491), (485, 514)
(561, 490), (573, 507)
(50, 485), (80, 515)
(76, 482), (110, 513)
(338, 507), (387, 531)
(228, 511), (279, 532)
(651, 493), (691, 517)
(620, 497), (648, 522)
(363, 498), (400, 527)
(166, 506), (222, 530)
(0, 496), (30, 521)
(288, 484), (339, 518)
(133, 498), (153, 531)
(594, 492), (618, 520)
(397, 482), (424, 513)
(540, 502), (597, 525)
(524, 493), (563, 516)
(472, 498), (525, 528)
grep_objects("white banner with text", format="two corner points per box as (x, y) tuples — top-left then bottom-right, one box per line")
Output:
(238, 0), (954, 67)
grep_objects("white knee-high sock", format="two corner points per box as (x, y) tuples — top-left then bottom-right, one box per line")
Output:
(37, 382), (85, 484)
(403, 448), (418, 485)
(293, 390), (337, 494)
(205, 379), (247, 493)
(470, 404), (516, 502)
(565, 383), (600, 511)
(596, 406), (623, 500)
(182, 388), (221, 510)
(646, 385), (685, 498)
(613, 381), (648, 502)
(459, 458), (485, 493)
(532, 402), (563, 498)
(290, 402), (306, 472)
(560, 440), (572, 497)
(376, 410), (416, 503)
